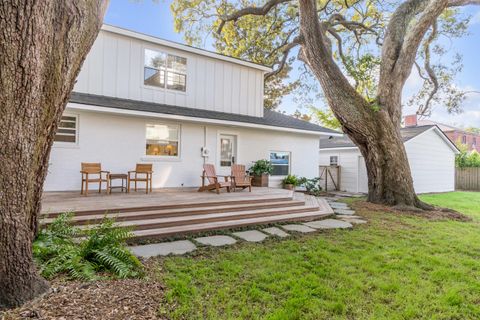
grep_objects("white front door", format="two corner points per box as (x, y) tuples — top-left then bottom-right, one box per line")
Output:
(219, 134), (237, 174)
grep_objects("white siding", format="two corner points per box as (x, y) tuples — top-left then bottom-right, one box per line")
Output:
(404, 129), (456, 193)
(319, 129), (456, 194)
(74, 30), (265, 117)
(44, 107), (319, 191)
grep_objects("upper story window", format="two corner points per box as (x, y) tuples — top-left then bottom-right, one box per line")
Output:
(144, 49), (187, 92)
(54, 115), (78, 144)
(462, 135), (467, 144)
(270, 151), (290, 176)
(145, 124), (180, 157)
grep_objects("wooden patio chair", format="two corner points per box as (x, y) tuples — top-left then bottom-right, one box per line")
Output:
(80, 163), (110, 196)
(198, 164), (231, 194)
(128, 163), (153, 194)
(231, 164), (253, 192)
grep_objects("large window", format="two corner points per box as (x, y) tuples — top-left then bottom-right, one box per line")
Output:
(145, 124), (179, 157)
(270, 151), (290, 176)
(54, 115), (78, 144)
(144, 49), (186, 92)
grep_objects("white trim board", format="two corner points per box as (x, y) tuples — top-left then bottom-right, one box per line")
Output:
(67, 103), (342, 137)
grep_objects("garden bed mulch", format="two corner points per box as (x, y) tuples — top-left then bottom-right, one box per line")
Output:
(353, 200), (471, 222)
(2, 277), (165, 320)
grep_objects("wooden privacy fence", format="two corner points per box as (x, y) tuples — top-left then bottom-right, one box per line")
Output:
(319, 165), (341, 191)
(455, 167), (480, 191)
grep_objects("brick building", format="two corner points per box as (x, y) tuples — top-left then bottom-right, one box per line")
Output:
(404, 114), (479, 152)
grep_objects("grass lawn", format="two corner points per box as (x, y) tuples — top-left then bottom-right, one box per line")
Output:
(156, 192), (480, 319)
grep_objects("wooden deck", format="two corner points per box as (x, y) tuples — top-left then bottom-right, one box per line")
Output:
(40, 187), (334, 239)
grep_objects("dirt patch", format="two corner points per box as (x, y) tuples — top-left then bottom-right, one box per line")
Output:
(353, 200), (471, 222)
(2, 276), (165, 320)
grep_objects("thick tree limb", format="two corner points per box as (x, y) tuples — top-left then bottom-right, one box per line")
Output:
(265, 36), (303, 79)
(417, 21), (439, 116)
(217, 0), (292, 34)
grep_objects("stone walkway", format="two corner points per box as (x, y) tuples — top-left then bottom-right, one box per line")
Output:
(128, 195), (368, 259)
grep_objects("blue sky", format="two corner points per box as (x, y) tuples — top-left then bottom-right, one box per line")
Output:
(104, 0), (480, 128)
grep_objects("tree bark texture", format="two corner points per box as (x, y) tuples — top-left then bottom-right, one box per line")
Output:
(0, 0), (108, 309)
(297, 0), (446, 208)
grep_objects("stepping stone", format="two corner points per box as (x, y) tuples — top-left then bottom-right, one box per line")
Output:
(341, 218), (367, 224)
(129, 240), (196, 258)
(262, 227), (289, 238)
(281, 224), (316, 233)
(329, 202), (349, 209)
(195, 235), (237, 247)
(334, 209), (356, 215)
(304, 219), (353, 229)
(337, 215), (362, 219)
(233, 230), (268, 242)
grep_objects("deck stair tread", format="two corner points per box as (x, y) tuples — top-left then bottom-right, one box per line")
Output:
(41, 195), (294, 217)
(40, 200), (306, 225)
(74, 204), (319, 230)
(132, 210), (332, 239)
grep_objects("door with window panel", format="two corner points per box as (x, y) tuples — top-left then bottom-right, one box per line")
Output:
(219, 134), (237, 173)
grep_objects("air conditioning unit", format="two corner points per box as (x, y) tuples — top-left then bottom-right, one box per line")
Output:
(201, 147), (210, 157)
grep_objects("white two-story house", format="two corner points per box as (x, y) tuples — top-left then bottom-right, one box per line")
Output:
(44, 25), (339, 191)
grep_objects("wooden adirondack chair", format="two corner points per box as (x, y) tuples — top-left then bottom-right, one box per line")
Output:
(128, 163), (153, 194)
(231, 164), (253, 192)
(198, 164), (231, 194)
(80, 163), (110, 196)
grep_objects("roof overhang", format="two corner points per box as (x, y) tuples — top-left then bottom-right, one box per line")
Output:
(67, 102), (341, 137)
(101, 25), (273, 73)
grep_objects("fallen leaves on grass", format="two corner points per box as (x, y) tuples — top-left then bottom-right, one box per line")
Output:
(2, 277), (165, 320)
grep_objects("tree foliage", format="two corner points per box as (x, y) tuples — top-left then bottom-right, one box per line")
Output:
(455, 143), (480, 167)
(310, 107), (341, 130)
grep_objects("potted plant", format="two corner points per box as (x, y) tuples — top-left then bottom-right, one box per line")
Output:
(250, 159), (273, 187)
(282, 174), (299, 190)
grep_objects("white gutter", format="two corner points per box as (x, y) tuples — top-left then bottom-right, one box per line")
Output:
(102, 25), (272, 73)
(67, 103), (343, 137)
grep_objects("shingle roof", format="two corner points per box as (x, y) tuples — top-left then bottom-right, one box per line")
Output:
(319, 125), (435, 149)
(69, 92), (340, 135)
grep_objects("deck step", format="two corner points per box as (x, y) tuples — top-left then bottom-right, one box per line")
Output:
(76, 204), (318, 231)
(40, 200), (306, 226)
(132, 210), (333, 239)
(41, 195), (294, 218)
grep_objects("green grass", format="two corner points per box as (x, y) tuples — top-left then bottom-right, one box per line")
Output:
(420, 191), (480, 219)
(156, 192), (480, 319)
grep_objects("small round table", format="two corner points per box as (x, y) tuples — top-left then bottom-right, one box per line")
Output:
(108, 173), (128, 194)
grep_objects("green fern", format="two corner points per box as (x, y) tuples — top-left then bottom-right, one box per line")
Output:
(34, 213), (143, 280)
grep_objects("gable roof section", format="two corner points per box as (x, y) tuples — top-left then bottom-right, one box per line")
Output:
(69, 92), (340, 135)
(320, 125), (459, 153)
(102, 25), (272, 72)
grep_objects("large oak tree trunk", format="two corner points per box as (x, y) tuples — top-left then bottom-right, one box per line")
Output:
(297, 0), (432, 208)
(0, 0), (108, 309)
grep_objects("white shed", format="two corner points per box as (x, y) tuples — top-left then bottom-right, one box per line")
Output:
(319, 125), (460, 194)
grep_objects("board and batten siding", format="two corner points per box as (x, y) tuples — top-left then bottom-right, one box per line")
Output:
(74, 30), (265, 117)
(319, 128), (456, 194)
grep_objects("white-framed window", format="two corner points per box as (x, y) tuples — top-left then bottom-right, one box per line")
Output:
(145, 123), (180, 157)
(330, 156), (339, 166)
(144, 49), (187, 92)
(270, 151), (290, 176)
(54, 114), (78, 144)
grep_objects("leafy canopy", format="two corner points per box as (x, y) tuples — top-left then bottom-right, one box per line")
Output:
(171, 0), (472, 117)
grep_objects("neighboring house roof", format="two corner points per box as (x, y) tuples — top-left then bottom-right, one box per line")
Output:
(69, 92), (341, 136)
(319, 125), (459, 153)
(415, 119), (458, 132)
(102, 24), (272, 73)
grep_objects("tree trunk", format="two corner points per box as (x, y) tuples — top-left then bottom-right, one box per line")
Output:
(0, 1), (108, 309)
(297, 0), (431, 209)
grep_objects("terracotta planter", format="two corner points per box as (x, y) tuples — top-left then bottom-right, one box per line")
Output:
(252, 174), (269, 187)
(284, 184), (295, 190)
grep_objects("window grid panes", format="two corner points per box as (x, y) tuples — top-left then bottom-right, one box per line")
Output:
(54, 115), (77, 143)
(144, 49), (186, 92)
(146, 124), (180, 157)
(270, 151), (290, 176)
